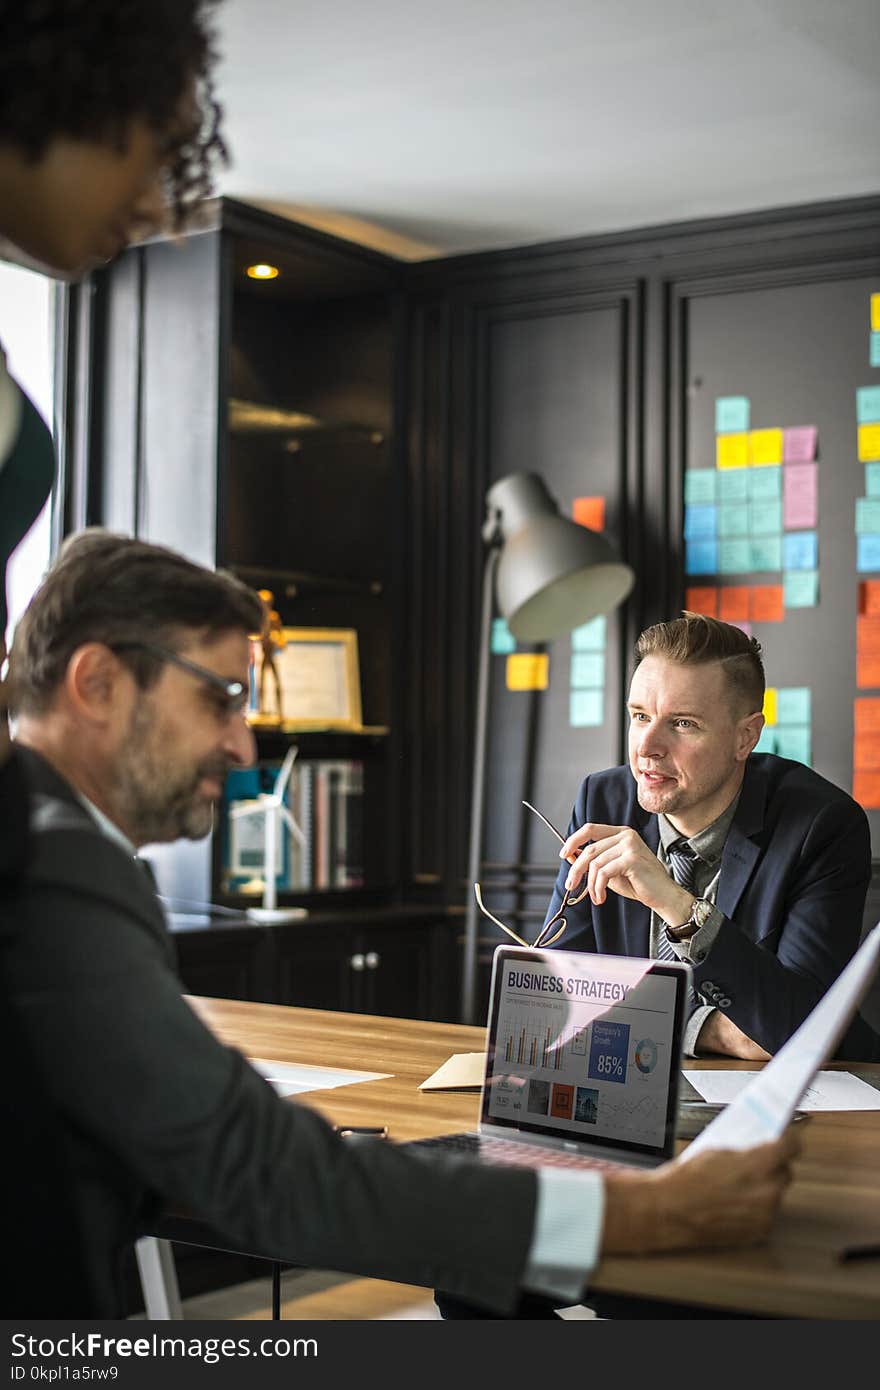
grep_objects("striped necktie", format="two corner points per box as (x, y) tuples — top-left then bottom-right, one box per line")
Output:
(656, 840), (698, 963)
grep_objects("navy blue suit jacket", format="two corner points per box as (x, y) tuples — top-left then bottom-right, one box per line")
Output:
(544, 754), (879, 1059)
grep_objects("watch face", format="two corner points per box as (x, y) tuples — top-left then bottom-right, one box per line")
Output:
(693, 898), (713, 928)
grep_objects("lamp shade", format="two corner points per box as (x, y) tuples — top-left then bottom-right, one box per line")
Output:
(486, 473), (634, 640)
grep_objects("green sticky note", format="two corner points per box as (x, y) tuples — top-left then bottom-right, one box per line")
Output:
(684, 469), (717, 505)
(718, 539), (751, 574)
(751, 536), (782, 571)
(857, 386), (880, 425)
(718, 503), (750, 537)
(776, 726), (811, 766)
(570, 689), (604, 727)
(783, 570), (818, 608)
(777, 687), (811, 724)
(749, 466), (782, 502)
(871, 333), (880, 368)
(491, 618), (516, 655)
(718, 469), (750, 503)
(750, 500), (783, 536)
(754, 727), (778, 754)
(856, 497), (880, 535)
(866, 462), (880, 498)
(571, 653), (605, 688)
(716, 397), (750, 433)
(571, 616), (606, 652)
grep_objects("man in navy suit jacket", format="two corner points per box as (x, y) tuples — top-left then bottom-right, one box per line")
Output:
(543, 614), (879, 1061)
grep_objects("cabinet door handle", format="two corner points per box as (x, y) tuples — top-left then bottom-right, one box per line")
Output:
(350, 953), (366, 972)
(365, 951), (380, 970)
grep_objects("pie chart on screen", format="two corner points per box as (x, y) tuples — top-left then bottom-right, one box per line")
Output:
(634, 1039), (658, 1074)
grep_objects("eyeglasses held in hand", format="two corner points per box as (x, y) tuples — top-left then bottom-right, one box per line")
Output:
(473, 800), (589, 950)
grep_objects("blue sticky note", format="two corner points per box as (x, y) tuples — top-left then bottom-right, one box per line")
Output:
(718, 503), (750, 537)
(782, 531), (818, 570)
(684, 469), (717, 505)
(571, 616), (606, 651)
(491, 618), (516, 655)
(748, 466), (782, 502)
(718, 539), (750, 574)
(857, 386), (880, 425)
(686, 540), (718, 575)
(570, 689), (604, 728)
(571, 652), (605, 688)
(716, 397), (750, 434)
(871, 333), (880, 369)
(777, 687), (811, 725)
(856, 497), (880, 535)
(857, 535), (880, 573)
(866, 462), (880, 498)
(775, 726), (811, 766)
(751, 536), (782, 571)
(684, 504), (718, 540)
(783, 570), (818, 608)
(750, 500), (783, 536)
(754, 727), (778, 754)
(718, 469), (750, 503)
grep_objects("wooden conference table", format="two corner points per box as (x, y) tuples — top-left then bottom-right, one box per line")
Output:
(182, 995), (880, 1320)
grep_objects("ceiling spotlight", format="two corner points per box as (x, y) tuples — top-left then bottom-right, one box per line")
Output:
(246, 263), (280, 280)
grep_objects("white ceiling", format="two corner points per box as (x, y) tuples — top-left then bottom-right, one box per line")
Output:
(216, 0), (880, 260)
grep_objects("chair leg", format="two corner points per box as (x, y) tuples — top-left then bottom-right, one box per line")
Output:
(135, 1236), (184, 1319)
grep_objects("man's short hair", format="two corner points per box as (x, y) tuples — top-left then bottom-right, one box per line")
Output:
(635, 612), (765, 716)
(10, 529), (264, 716)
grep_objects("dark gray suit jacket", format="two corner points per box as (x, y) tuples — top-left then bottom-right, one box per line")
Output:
(544, 755), (880, 1059)
(1, 747), (536, 1317)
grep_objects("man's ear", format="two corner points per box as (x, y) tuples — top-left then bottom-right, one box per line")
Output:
(63, 644), (130, 726)
(737, 710), (764, 761)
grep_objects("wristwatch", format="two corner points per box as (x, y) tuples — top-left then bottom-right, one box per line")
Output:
(667, 896), (714, 942)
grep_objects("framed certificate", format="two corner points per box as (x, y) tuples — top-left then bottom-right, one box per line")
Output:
(250, 627), (363, 730)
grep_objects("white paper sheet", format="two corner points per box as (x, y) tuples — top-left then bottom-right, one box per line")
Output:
(250, 1057), (391, 1097)
(683, 1069), (880, 1111)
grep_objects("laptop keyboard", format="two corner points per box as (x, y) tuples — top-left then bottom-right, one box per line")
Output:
(411, 1132), (628, 1172)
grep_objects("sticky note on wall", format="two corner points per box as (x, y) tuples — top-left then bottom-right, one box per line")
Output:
(777, 688), (811, 724)
(685, 587), (718, 616)
(859, 424), (880, 462)
(573, 496), (606, 531)
(506, 653), (549, 691)
(570, 689), (604, 727)
(572, 616), (606, 651)
(763, 688), (778, 725)
(853, 771), (880, 809)
(716, 433), (749, 469)
(856, 387), (880, 425)
(715, 398), (750, 433)
(491, 618), (516, 654)
(749, 429), (783, 466)
(719, 586), (750, 622)
(782, 427), (817, 463)
(751, 586), (785, 622)
(872, 294), (880, 332)
(571, 653), (605, 688)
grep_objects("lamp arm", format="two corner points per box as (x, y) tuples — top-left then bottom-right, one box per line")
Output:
(461, 542), (501, 1024)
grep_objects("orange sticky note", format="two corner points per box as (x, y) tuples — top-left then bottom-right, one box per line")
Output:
(854, 733), (880, 771)
(857, 654), (880, 689)
(506, 653), (549, 691)
(716, 433), (749, 469)
(859, 581), (880, 616)
(718, 586), (751, 623)
(855, 697), (880, 735)
(859, 424), (880, 463)
(685, 587), (718, 617)
(857, 616), (880, 655)
(750, 585), (784, 622)
(853, 770), (880, 809)
(749, 428), (783, 466)
(572, 496), (606, 532)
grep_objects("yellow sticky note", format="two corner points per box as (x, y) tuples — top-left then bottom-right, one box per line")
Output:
(763, 687), (778, 726)
(506, 653), (549, 691)
(716, 433), (749, 469)
(859, 423), (880, 463)
(749, 428), (783, 466)
(872, 293), (880, 332)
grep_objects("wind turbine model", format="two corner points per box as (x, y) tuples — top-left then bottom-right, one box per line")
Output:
(229, 744), (308, 924)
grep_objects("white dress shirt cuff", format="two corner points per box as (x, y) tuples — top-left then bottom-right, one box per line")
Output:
(521, 1169), (604, 1304)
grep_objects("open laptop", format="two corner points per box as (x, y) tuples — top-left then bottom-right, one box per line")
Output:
(411, 945), (693, 1172)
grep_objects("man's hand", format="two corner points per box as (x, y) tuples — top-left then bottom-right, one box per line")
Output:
(696, 1010), (771, 1061)
(559, 822), (693, 927)
(600, 1131), (799, 1256)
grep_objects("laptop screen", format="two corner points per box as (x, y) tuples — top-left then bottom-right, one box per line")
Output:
(479, 946), (690, 1161)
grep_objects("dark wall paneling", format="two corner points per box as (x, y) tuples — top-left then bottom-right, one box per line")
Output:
(671, 262), (880, 847)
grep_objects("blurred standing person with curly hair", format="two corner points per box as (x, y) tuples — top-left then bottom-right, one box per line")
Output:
(0, 0), (228, 884)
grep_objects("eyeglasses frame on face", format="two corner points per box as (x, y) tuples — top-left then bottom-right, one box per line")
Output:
(474, 800), (590, 950)
(110, 641), (249, 718)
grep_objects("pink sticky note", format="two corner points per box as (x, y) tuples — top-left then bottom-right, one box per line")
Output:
(731, 620), (752, 637)
(783, 462), (818, 529)
(783, 426), (817, 463)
